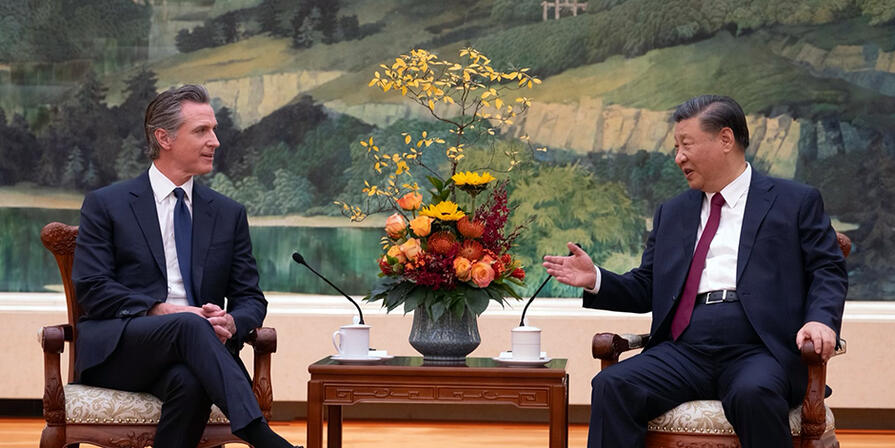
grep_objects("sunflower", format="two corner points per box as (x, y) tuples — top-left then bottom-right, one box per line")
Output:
(452, 171), (496, 186)
(419, 201), (466, 221)
(452, 171), (496, 196)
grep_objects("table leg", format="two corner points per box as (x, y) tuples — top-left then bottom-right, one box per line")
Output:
(327, 404), (342, 448)
(307, 380), (324, 448)
(549, 382), (569, 448)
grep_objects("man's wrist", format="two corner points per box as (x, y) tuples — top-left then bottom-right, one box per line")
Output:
(584, 264), (601, 293)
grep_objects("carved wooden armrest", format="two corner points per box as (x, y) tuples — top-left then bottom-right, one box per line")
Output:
(592, 332), (651, 370)
(38, 324), (72, 426)
(799, 338), (845, 440)
(245, 327), (276, 420)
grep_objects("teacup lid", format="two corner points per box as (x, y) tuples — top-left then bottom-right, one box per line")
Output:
(512, 325), (541, 332)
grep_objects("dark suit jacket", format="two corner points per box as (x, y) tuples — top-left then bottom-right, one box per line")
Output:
(72, 171), (267, 378)
(585, 170), (847, 405)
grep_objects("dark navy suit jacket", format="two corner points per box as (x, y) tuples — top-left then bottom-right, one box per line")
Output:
(72, 171), (267, 378)
(585, 170), (847, 405)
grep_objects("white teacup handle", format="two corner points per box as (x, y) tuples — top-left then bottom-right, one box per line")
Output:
(332, 330), (342, 354)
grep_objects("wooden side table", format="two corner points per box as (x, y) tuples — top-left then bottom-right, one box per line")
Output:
(307, 356), (569, 448)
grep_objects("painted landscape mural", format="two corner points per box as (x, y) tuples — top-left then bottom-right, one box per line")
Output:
(1, 0), (893, 300)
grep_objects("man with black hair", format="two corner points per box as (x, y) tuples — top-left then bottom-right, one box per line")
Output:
(544, 95), (847, 447)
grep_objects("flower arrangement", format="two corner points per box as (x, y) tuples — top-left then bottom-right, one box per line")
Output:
(335, 47), (542, 322)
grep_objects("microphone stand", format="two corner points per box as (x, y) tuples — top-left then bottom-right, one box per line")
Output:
(519, 276), (551, 327)
(519, 244), (580, 327)
(292, 252), (365, 325)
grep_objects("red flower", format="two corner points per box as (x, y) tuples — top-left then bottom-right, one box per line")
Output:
(427, 231), (458, 255)
(457, 216), (485, 239)
(458, 240), (484, 261)
(511, 268), (525, 280)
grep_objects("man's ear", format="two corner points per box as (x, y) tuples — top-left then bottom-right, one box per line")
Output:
(718, 127), (735, 153)
(154, 128), (173, 151)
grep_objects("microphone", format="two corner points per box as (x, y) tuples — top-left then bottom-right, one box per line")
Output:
(519, 243), (583, 327)
(292, 252), (365, 325)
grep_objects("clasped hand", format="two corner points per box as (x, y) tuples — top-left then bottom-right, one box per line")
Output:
(149, 302), (236, 343)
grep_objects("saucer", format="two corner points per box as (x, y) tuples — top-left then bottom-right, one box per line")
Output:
(331, 350), (394, 365)
(492, 351), (551, 367)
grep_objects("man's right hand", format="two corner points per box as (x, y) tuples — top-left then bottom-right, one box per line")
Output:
(148, 302), (205, 317)
(543, 242), (598, 289)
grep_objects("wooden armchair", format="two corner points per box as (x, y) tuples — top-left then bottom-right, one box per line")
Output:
(591, 232), (852, 448)
(38, 222), (278, 448)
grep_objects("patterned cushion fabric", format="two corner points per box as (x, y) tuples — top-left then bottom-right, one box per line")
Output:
(648, 400), (835, 436)
(64, 383), (229, 424)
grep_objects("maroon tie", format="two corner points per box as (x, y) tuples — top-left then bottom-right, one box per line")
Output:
(671, 192), (725, 340)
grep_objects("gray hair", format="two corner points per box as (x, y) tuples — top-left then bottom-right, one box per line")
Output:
(144, 84), (211, 159)
(672, 95), (749, 150)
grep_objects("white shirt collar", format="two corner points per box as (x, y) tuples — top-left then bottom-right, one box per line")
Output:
(148, 162), (194, 204)
(710, 163), (751, 207)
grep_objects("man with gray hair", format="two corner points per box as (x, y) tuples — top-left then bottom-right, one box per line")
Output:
(544, 95), (847, 447)
(73, 85), (299, 447)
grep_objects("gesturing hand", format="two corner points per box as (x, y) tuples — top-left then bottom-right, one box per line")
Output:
(201, 303), (236, 343)
(796, 321), (837, 362)
(542, 242), (597, 289)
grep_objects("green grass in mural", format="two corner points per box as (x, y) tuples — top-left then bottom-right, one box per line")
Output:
(531, 31), (890, 119)
(777, 18), (895, 51)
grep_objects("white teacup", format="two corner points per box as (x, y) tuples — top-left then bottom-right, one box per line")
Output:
(511, 325), (541, 360)
(332, 324), (370, 357)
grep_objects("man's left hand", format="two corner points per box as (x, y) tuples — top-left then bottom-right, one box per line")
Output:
(796, 321), (837, 362)
(202, 303), (236, 343)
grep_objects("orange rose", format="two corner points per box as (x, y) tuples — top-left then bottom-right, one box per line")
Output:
(410, 216), (433, 237)
(470, 261), (495, 288)
(454, 257), (473, 281)
(385, 213), (407, 239)
(387, 245), (406, 264)
(396, 192), (423, 211)
(400, 238), (423, 262)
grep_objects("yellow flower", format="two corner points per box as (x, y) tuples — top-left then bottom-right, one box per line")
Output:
(452, 171), (496, 186)
(419, 201), (466, 221)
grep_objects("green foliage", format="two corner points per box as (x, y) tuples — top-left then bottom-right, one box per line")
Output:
(114, 135), (147, 181)
(0, 0), (150, 62)
(367, 276), (519, 321)
(490, 0), (542, 25)
(858, 0), (895, 24)
(272, 169), (317, 214)
(291, 115), (373, 200)
(509, 163), (644, 271)
(476, 0), (894, 77)
(585, 151), (688, 214)
(0, 112), (39, 185)
(61, 148), (85, 189)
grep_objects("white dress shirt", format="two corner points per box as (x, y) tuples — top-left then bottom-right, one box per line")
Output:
(148, 163), (194, 307)
(588, 164), (752, 294)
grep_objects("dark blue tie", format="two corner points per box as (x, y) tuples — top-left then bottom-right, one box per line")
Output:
(173, 187), (195, 306)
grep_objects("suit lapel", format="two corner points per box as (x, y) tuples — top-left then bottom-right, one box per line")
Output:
(129, 172), (167, 278)
(191, 184), (217, 303)
(737, 171), (776, 283)
(679, 189), (703, 263)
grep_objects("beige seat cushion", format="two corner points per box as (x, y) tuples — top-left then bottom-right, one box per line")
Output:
(64, 383), (229, 425)
(648, 399), (835, 436)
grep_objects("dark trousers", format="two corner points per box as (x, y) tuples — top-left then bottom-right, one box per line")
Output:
(588, 301), (792, 448)
(81, 313), (264, 448)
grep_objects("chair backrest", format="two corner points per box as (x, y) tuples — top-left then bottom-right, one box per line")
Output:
(40, 222), (80, 383)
